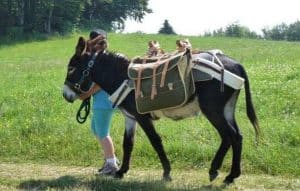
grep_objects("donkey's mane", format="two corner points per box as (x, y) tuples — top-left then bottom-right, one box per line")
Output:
(99, 51), (130, 78)
(104, 51), (130, 65)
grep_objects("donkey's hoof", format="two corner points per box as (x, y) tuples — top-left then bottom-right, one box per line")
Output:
(163, 174), (172, 181)
(223, 176), (234, 185)
(209, 171), (219, 182)
(114, 171), (124, 179)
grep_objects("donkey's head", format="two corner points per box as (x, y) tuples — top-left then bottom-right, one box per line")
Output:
(62, 35), (106, 103)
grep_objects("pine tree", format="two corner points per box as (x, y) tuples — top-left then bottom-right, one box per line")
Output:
(158, 19), (176, 35)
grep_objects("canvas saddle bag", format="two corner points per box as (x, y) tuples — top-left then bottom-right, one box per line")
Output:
(128, 51), (195, 114)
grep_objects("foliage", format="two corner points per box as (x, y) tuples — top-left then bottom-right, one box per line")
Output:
(225, 22), (260, 39)
(0, 0), (85, 36)
(158, 19), (176, 35)
(0, 0), (151, 38)
(262, 20), (300, 41)
(262, 23), (288, 41)
(80, 0), (152, 31)
(0, 34), (299, 179)
(285, 20), (300, 41)
(204, 21), (300, 41)
(204, 22), (261, 39)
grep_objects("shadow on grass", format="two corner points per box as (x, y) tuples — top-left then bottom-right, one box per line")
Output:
(18, 175), (228, 191)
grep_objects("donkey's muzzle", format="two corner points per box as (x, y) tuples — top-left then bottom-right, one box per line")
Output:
(63, 92), (74, 103)
(62, 85), (79, 103)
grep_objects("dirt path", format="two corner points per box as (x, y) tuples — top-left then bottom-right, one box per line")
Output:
(0, 163), (299, 190)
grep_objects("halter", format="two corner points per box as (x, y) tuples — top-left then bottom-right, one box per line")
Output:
(73, 52), (98, 124)
(72, 52), (98, 94)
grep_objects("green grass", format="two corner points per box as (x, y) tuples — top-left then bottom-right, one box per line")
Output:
(0, 33), (299, 182)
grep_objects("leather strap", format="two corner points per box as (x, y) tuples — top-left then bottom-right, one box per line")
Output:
(150, 56), (163, 99)
(135, 66), (144, 99)
(151, 65), (158, 100)
(160, 60), (170, 87)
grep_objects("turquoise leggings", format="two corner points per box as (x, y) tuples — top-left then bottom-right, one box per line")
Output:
(91, 108), (114, 139)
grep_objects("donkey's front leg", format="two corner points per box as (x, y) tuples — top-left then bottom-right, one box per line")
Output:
(115, 116), (137, 179)
(136, 115), (172, 181)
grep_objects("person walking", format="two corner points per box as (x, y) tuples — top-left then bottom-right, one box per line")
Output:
(80, 29), (119, 175)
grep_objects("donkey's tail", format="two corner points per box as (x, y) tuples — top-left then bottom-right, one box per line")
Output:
(240, 65), (260, 139)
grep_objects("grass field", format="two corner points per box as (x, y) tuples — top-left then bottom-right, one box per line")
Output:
(0, 163), (299, 191)
(0, 33), (299, 190)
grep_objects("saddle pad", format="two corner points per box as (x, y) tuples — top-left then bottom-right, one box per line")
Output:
(192, 69), (213, 81)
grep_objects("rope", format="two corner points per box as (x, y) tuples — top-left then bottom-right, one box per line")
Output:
(76, 97), (91, 124)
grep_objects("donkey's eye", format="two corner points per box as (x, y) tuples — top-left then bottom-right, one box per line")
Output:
(68, 67), (76, 75)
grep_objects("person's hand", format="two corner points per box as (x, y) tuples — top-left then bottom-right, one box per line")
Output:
(79, 83), (101, 100)
(79, 92), (90, 100)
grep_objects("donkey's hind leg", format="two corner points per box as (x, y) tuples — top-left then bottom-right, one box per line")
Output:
(203, 112), (232, 182)
(223, 91), (243, 184)
(223, 121), (243, 184)
(200, 91), (242, 183)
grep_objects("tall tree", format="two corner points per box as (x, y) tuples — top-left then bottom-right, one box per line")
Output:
(81, 0), (152, 31)
(50, 0), (84, 33)
(0, 6), (14, 35)
(286, 20), (300, 41)
(0, 0), (151, 37)
(158, 19), (176, 35)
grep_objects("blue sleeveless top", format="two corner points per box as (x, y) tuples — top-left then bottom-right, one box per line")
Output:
(92, 90), (113, 109)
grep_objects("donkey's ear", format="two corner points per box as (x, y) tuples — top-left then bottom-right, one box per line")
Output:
(75, 36), (86, 56)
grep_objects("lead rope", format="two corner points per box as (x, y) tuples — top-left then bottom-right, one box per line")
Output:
(76, 97), (91, 124)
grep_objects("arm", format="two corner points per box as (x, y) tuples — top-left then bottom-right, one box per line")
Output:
(79, 83), (101, 100)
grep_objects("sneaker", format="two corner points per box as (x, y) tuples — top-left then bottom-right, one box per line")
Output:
(116, 158), (120, 166)
(97, 162), (119, 176)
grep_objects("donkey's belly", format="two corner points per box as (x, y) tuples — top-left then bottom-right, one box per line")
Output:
(151, 96), (201, 120)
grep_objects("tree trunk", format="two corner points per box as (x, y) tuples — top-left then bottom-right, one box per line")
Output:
(47, 8), (53, 34)
(19, 0), (25, 26)
(89, 1), (96, 21)
(23, 0), (31, 32)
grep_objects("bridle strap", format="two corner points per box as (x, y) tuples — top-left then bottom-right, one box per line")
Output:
(75, 52), (99, 124)
(74, 52), (99, 94)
